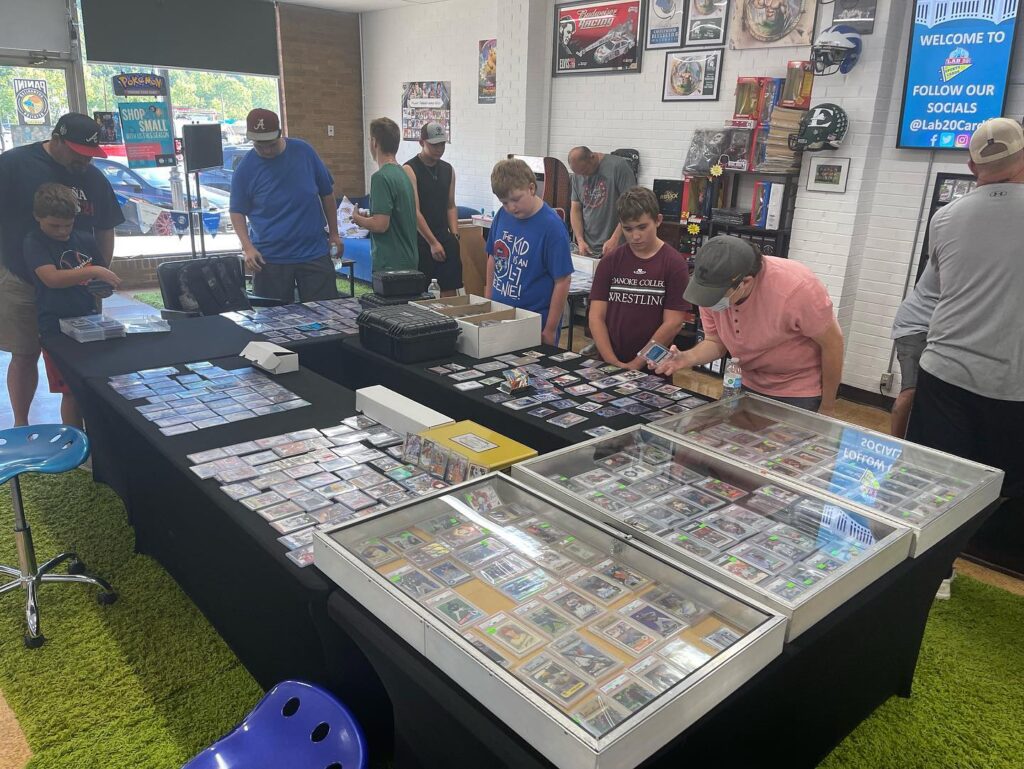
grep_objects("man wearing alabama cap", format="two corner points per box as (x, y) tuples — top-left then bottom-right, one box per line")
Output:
(0, 112), (123, 425)
(229, 108), (342, 304)
(907, 116), (1024, 578)
(403, 122), (463, 297)
(654, 235), (844, 414)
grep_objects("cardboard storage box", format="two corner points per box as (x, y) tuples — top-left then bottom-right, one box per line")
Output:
(355, 385), (453, 436)
(417, 420), (536, 473)
(456, 307), (541, 358)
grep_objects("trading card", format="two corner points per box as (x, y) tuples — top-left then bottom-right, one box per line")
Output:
(659, 638), (711, 673)
(692, 477), (748, 502)
(631, 655), (685, 693)
(528, 407), (555, 419)
(188, 447), (229, 465)
(479, 377), (503, 386)
(571, 468), (615, 488)
(364, 480), (405, 499)
(616, 465), (655, 483)
(427, 591), (485, 628)
(803, 552), (845, 574)
(159, 423), (199, 437)
(474, 360), (508, 372)
(549, 399), (577, 410)
(422, 512), (465, 535)
(298, 471), (339, 490)
(714, 553), (770, 583)
(313, 480), (355, 498)
(567, 569), (627, 605)
(549, 413), (588, 428)
(559, 537), (602, 564)
(257, 501), (304, 522)
(519, 517), (569, 546)
(565, 384), (597, 397)
(481, 503), (526, 526)
(554, 632), (620, 679)
(456, 537), (509, 567)
(544, 585), (602, 622)
(283, 463), (322, 480)
(591, 615), (657, 656)
(586, 427), (619, 440)
(718, 504), (771, 531)
(663, 531), (719, 559)
(499, 568), (554, 602)
(429, 559), (473, 586)
(240, 490), (286, 511)
(270, 513), (316, 534)
(611, 397), (638, 409)
(765, 576), (808, 601)
(531, 392), (562, 404)
(439, 522), (488, 549)
(760, 523), (818, 554)
(221, 440), (262, 456)
(522, 654), (589, 705)
(355, 537), (399, 568)
(672, 486), (726, 512)
(572, 697), (626, 738)
(503, 396), (540, 411)
(334, 489), (376, 511)
(450, 369), (485, 382)
(681, 520), (737, 550)
(292, 491), (333, 512)
(405, 541), (453, 567)
(728, 543), (791, 575)
(697, 511), (758, 541)
(485, 393), (513, 404)
(462, 632), (510, 667)
(385, 529), (426, 552)
(575, 401), (602, 413)
(461, 484), (501, 512)
(401, 473), (439, 495)
(642, 586), (707, 624)
(549, 351), (581, 362)
(604, 483), (646, 506)
(594, 559), (649, 591)
(445, 454), (469, 485)
(428, 366), (452, 375)
(629, 476), (676, 499)
(479, 613), (545, 656)
(703, 626), (742, 651)
(285, 544), (315, 568)
(454, 381), (484, 392)
(342, 415), (379, 431)
(220, 481), (261, 501)
(581, 490), (626, 514)
(514, 599), (577, 638)
(601, 673), (657, 713)
(278, 527), (316, 550)
(478, 553), (532, 584)
(387, 565), (443, 599)
(523, 547), (572, 575)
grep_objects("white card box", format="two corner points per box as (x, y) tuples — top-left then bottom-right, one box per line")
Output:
(240, 341), (298, 374)
(355, 385), (453, 436)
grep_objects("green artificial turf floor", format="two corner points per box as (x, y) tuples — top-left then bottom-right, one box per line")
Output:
(132, 277), (373, 311)
(1, 470), (1022, 768)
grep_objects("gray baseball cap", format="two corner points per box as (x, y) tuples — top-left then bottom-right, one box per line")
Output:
(421, 121), (448, 144)
(684, 236), (760, 307)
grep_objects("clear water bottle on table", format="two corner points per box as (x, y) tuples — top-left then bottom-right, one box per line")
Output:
(722, 358), (742, 399)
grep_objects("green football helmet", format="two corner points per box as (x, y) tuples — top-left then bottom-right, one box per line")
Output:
(788, 103), (849, 152)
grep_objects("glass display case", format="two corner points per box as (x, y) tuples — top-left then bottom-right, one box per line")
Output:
(313, 474), (785, 769)
(512, 426), (912, 639)
(651, 394), (1004, 556)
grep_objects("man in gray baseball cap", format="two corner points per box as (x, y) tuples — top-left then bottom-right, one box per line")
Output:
(655, 235), (844, 414)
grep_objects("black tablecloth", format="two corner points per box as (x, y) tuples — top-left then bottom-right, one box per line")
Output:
(80, 357), (393, 748)
(326, 507), (991, 769)
(300, 338), (708, 455)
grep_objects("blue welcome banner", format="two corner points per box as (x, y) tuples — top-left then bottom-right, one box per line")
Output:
(898, 0), (1020, 149)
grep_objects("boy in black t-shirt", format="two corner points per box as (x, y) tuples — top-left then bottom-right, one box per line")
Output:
(24, 183), (121, 428)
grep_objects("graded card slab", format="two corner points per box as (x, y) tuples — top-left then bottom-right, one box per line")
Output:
(703, 626), (742, 650)
(549, 412), (588, 428)
(528, 407), (556, 419)
(729, 542), (791, 574)
(567, 569), (627, 605)
(714, 553), (770, 583)
(355, 537), (399, 568)
(584, 426), (617, 438)
(439, 522), (488, 549)
(675, 523), (734, 551)
(464, 485), (502, 512)
(478, 553), (532, 585)
(601, 673), (657, 713)
(499, 568), (554, 602)
(453, 381), (483, 392)
(643, 586), (708, 623)
(522, 653), (589, 706)
(270, 513), (316, 534)
(241, 491), (286, 511)
(544, 585), (602, 622)
(558, 537), (602, 564)
(659, 638), (711, 673)
(429, 559), (474, 587)
(572, 697), (625, 738)
(478, 612), (545, 656)
(455, 537), (509, 568)
(385, 529), (427, 552)
(220, 482), (261, 501)
(692, 476), (748, 502)
(257, 501), (303, 522)
(278, 527), (316, 550)
(427, 591), (485, 628)
(387, 565), (443, 599)
(285, 544), (315, 568)
(513, 600), (577, 638)
(631, 655), (686, 693)
(553, 633), (620, 679)
(532, 547), (577, 575)
(519, 517), (569, 547)
(481, 503), (527, 525)
(619, 599), (684, 637)
(591, 615), (657, 656)
(594, 559), (649, 590)
(405, 541), (454, 567)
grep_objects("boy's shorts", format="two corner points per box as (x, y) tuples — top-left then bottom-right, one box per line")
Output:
(417, 237), (463, 291)
(894, 331), (927, 392)
(0, 265), (41, 356)
(42, 350), (72, 395)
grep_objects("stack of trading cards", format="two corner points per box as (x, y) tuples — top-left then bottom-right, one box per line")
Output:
(221, 297), (361, 343)
(186, 413), (450, 568)
(346, 478), (751, 738)
(538, 430), (887, 604)
(108, 362), (310, 436)
(423, 347), (710, 438)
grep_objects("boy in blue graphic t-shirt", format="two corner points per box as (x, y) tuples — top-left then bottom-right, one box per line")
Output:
(485, 158), (573, 346)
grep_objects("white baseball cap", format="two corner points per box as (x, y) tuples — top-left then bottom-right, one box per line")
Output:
(969, 117), (1024, 165)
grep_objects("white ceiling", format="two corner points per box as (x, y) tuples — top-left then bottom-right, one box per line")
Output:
(280, 0), (450, 12)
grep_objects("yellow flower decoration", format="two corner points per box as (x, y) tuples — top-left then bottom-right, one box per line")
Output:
(687, 223), (701, 235)
(710, 164), (724, 177)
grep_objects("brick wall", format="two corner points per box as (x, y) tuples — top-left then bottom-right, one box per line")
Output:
(279, 3), (365, 199)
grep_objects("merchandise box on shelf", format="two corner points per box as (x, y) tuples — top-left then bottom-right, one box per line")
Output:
(419, 420), (537, 474)
(512, 425), (913, 640)
(313, 473), (786, 769)
(651, 394), (1004, 557)
(781, 61), (814, 110)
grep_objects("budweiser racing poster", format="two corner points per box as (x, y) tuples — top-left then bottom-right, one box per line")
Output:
(554, 0), (646, 75)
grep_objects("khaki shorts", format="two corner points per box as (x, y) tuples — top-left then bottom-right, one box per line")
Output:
(0, 264), (40, 356)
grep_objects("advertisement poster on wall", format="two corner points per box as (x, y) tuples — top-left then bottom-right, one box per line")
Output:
(646, 0), (685, 48)
(685, 0), (729, 46)
(118, 102), (176, 168)
(479, 39), (497, 104)
(112, 72), (168, 97)
(554, 0), (646, 74)
(898, 0), (1020, 150)
(662, 47), (723, 101)
(402, 81), (452, 141)
(13, 79), (50, 125)
(729, 0), (816, 50)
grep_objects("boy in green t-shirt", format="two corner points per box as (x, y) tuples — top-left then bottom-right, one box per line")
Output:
(352, 117), (418, 272)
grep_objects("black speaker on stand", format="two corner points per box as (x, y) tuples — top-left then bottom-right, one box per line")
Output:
(181, 123), (225, 259)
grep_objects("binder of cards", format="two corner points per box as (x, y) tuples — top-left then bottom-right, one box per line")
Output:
(357, 304), (461, 364)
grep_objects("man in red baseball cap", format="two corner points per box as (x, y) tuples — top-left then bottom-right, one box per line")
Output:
(0, 112), (124, 425)
(230, 108), (343, 302)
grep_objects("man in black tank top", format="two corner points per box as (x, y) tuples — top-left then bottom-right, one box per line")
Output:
(403, 122), (463, 296)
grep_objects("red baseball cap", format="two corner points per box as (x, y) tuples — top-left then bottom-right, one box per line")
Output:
(54, 113), (107, 158)
(247, 108), (281, 141)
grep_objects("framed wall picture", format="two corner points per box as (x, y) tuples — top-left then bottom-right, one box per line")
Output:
(646, 0), (685, 49)
(830, 0), (876, 34)
(685, 0), (729, 46)
(806, 156), (851, 193)
(729, 0), (817, 50)
(554, 0), (646, 75)
(662, 47), (724, 101)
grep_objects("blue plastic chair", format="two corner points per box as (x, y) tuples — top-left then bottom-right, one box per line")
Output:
(182, 680), (368, 769)
(0, 425), (117, 648)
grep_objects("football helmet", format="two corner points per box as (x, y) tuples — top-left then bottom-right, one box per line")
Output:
(811, 25), (862, 76)
(788, 103), (850, 152)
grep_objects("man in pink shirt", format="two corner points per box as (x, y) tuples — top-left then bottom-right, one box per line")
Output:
(656, 236), (844, 414)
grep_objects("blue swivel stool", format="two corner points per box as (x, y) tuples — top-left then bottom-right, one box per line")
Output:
(182, 680), (368, 769)
(0, 425), (117, 648)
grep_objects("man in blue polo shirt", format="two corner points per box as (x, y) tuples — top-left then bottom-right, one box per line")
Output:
(229, 108), (342, 302)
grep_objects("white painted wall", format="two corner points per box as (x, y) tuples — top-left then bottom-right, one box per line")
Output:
(358, 0), (1024, 395)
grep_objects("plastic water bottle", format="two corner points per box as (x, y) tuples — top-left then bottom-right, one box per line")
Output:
(428, 278), (440, 298)
(722, 358), (742, 399)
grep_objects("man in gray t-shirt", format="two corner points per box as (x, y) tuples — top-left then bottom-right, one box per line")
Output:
(889, 260), (940, 437)
(906, 117), (1024, 578)
(569, 147), (637, 257)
